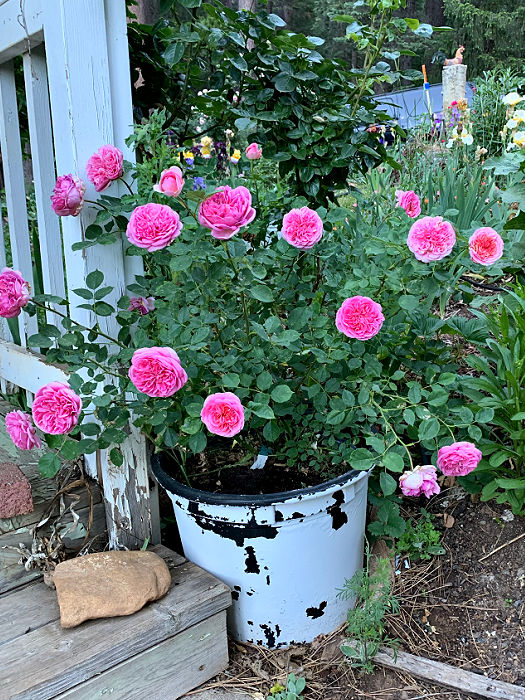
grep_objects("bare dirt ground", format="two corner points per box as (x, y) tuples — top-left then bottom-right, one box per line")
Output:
(180, 486), (524, 699)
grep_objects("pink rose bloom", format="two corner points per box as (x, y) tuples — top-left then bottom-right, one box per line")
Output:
(201, 392), (245, 438)
(198, 186), (256, 240)
(32, 382), (82, 435)
(468, 227), (504, 266)
(407, 216), (456, 262)
(129, 347), (188, 398)
(395, 189), (421, 218)
(0, 268), (30, 318)
(153, 166), (185, 197)
(86, 144), (124, 192)
(245, 143), (262, 160)
(128, 296), (155, 315)
(51, 174), (85, 216)
(126, 203), (183, 251)
(5, 411), (42, 450)
(335, 296), (385, 340)
(281, 207), (323, 250)
(437, 441), (482, 477)
(399, 465), (440, 498)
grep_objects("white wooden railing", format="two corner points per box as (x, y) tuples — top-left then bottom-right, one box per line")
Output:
(0, 0), (159, 548)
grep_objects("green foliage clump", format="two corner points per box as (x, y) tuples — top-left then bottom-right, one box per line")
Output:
(338, 553), (399, 672)
(471, 69), (525, 156)
(267, 673), (306, 699)
(458, 284), (525, 515)
(397, 509), (445, 561)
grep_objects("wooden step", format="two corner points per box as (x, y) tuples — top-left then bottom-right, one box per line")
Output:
(0, 545), (231, 700)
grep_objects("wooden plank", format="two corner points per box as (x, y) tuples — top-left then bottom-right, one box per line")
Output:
(0, 558), (230, 699)
(0, 188), (10, 350)
(0, 0), (43, 65)
(0, 61), (38, 344)
(375, 649), (525, 700)
(0, 339), (68, 394)
(55, 612), (229, 700)
(43, 0), (154, 543)
(0, 578), (58, 645)
(23, 45), (66, 326)
(0, 502), (107, 595)
(0, 545), (184, 645)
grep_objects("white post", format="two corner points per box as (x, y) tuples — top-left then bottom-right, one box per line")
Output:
(42, 0), (157, 548)
(442, 64), (467, 110)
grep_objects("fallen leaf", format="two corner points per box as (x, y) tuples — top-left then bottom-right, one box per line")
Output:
(444, 512), (455, 528)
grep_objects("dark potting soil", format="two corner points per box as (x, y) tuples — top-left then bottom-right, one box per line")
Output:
(162, 440), (344, 495)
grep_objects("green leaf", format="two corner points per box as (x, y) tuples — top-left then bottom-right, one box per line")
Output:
(404, 17), (419, 30)
(38, 453), (61, 478)
(189, 431), (207, 453)
(257, 371), (273, 391)
(349, 448), (374, 470)
(223, 373), (240, 388)
(229, 55), (248, 72)
(274, 75), (296, 92)
(250, 403), (275, 420)
(495, 477), (525, 490)
(249, 285), (274, 302)
(399, 295), (420, 311)
(81, 423), (100, 436)
(94, 302), (114, 316)
(418, 418), (440, 441)
(163, 42), (185, 67)
(110, 448), (124, 467)
(27, 333), (53, 348)
(86, 270), (104, 289)
(383, 451), (404, 472)
(271, 385), (293, 403)
(477, 408), (495, 423)
(72, 288), (93, 300)
(380, 471), (397, 496)
(501, 183), (525, 209)
(61, 440), (81, 460)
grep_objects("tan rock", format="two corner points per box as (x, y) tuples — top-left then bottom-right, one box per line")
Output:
(53, 550), (171, 628)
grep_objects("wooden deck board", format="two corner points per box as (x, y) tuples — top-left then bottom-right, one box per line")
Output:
(54, 612), (228, 700)
(0, 546), (231, 700)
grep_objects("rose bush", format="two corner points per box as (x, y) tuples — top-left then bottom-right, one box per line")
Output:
(3, 101), (521, 533)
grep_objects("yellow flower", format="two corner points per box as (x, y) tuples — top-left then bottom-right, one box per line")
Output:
(182, 150), (194, 161)
(270, 683), (286, 694)
(230, 149), (241, 164)
(513, 131), (525, 148)
(200, 136), (213, 148)
(200, 146), (212, 159)
(503, 92), (523, 107)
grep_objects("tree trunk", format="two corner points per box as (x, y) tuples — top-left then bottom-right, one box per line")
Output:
(238, 0), (256, 10)
(132, 0), (161, 24)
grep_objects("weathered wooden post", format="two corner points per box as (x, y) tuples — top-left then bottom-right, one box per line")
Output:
(442, 47), (467, 109)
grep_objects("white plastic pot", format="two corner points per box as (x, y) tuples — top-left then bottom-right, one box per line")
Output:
(151, 454), (369, 648)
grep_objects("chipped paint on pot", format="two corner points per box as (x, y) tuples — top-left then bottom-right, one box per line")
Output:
(151, 454), (369, 648)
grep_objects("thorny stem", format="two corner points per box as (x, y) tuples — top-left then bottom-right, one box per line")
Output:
(372, 398), (414, 470)
(119, 177), (135, 196)
(222, 243), (251, 338)
(32, 301), (126, 348)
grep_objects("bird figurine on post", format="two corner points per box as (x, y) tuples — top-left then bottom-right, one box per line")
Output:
(444, 46), (464, 66)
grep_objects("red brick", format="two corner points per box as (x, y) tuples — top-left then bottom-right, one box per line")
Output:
(0, 462), (34, 519)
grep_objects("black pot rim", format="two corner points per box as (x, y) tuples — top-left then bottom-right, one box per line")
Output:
(150, 452), (362, 507)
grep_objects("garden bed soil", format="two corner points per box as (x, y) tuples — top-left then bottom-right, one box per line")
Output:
(166, 485), (524, 699)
